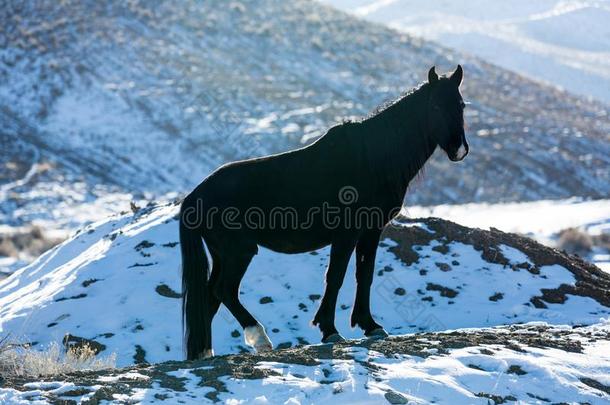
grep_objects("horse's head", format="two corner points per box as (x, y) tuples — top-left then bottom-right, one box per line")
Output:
(427, 65), (469, 162)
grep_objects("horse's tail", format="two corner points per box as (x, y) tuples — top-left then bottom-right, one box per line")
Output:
(180, 194), (210, 360)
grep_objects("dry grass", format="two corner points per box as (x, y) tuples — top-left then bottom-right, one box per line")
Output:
(0, 335), (116, 378)
(0, 225), (64, 260)
(556, 227), (610, 258)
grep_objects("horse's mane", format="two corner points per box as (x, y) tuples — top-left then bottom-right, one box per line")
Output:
(344, 81), (430, 124)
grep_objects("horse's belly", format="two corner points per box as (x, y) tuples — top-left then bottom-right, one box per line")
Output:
(257, 231), (331, 254)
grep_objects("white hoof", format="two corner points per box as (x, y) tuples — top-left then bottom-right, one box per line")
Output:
(244, 323), (273, 353)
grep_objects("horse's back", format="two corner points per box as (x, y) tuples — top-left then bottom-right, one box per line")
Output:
(199, 125), (355, 209)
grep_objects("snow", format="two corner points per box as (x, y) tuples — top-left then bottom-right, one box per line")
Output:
(0, 381), (100, 404)
(319, 0), (610, 103)
(1, 203), (608, 369)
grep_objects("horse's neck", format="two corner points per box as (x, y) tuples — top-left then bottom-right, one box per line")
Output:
(368, 92), (437, 199)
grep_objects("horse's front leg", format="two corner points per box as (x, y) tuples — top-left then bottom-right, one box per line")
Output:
(351, 229), (388, 337)
(312, 236), (358, 343)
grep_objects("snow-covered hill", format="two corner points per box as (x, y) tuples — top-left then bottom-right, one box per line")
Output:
(1, 0), (609, 238)
(1, 203), (609, 403)
(319, 0), (610, 103)
(408, 198), (610, 272)
(1, 203), (608, 367)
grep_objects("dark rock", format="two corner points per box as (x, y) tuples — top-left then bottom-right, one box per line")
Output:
(134, 345), (147, 364)
(134, 240), (155, 251)
(435, 262), (451, 272)
(580, 377), (610, 395)
(63, 334), (106, 354)
(384, 390), (409, 404)
(155, 284), (181, 298)
(489, 292), (504, 302)
(507, 365), (527, 375)
(82, 278), (101, 287)
(55, 293), (87, 302)
(426, 283), (458, 298)
(259, 296), (273, 304)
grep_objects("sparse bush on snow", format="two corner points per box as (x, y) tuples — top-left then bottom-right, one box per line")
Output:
(0, 335), (116, 378)
(557, 227), (593, 257)
(0, 225), (64, 261)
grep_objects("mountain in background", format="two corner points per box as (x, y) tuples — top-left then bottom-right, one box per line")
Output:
(0, 0), (608, 274)
(320, 0), (610, 103)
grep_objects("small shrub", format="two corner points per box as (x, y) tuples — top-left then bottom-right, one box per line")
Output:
(0, 225), (64, 261)
(592, 232), (610, 252)
(557, 228), (593, 257)
(0, 238), (18, 258)
(0, 336), (116, 377)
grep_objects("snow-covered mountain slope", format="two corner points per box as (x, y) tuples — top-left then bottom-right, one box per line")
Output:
(1, 0), (609, 236)
(319, 0), (610, 104)
(2, 323), (610, 404)
(1, 203), (608, 369)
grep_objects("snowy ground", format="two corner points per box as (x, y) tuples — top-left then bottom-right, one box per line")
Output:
(2, 324), (609, 403)
(319, 0), (610, 103)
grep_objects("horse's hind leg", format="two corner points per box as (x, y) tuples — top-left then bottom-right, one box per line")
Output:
(313, 236), (358, 342)
(201, 250), (223, 356)
(214, 243), (272, 352)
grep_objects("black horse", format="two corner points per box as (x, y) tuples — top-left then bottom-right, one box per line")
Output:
(181, 66), (469, 359)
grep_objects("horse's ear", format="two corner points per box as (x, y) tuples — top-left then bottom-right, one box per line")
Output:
(450, 65), (463, 86)
(428, 66), (438, 84)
